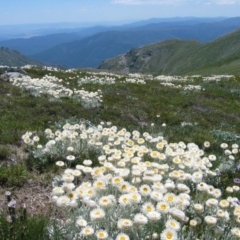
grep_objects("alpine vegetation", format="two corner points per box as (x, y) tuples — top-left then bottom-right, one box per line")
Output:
(159, 82), (203, 91)
(22, 118), (240, 240)
(9, 74), (103, 108)
(78, 75), (117, 86)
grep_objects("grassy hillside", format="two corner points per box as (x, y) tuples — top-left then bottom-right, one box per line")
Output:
(0, 47), (42, 67)
(99, 28), (240, 75)
(0, 66), (239, 148)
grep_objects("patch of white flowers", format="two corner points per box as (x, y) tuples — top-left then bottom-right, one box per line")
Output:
(23, 120), (240, 240)
(154, 75), (187, 82)
(6, 66), (234, 111)
(203, 75), (234, 82)
(22, 65), (60, 71)
(181, 122), (198, 127)
(9, 74), (102, 108)
(78, 76), (116, 86)
(160, 82), (203, 91)
(125, 78), (146, 84)
(154, 75), (234, 83)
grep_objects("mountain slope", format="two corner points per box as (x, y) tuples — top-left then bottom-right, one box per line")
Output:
(31, 17), (240, 68)
(98, 29), (240, 75)
(0, 47), (42, 67)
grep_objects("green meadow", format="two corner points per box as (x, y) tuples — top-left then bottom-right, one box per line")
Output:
(0, 66), (240, 239)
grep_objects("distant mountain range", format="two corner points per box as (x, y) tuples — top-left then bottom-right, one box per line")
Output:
(0, 16), (240, 73)
(99, 29), (240, 76)
(0, 47), (42, 67)
(0, 17), (226, 56)
(0, 33), (81, 55)
(0, 17), (236, 68)
(0, 17), (226, 39)
(29, 17), (240, 68)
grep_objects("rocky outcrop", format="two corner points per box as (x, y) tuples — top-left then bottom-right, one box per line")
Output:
(0, 66), (27, 82)
(0, 72), (26, 82)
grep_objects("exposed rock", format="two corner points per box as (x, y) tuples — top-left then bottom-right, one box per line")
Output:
(0, 65), (28, 81)
(0, 71), (26, 82)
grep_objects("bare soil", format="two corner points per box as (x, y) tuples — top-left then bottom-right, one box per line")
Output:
(0, 182), (52, 216)
(0, 145), (53, 217)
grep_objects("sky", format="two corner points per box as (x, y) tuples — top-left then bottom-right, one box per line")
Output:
(0, 0), (240, 26)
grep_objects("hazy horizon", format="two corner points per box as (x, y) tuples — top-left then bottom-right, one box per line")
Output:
(0, 16), (229, 28)
(0, 0), (239, 26)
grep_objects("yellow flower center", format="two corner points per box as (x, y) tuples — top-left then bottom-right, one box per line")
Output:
(166, 232), (173, 239)
(147, 206), (152, 212)
(168, 196), (174, 202)
(170, 222), (176, 227)
(78, 190), (84, 195)
(94, 170), (100, 174)
(145, 161), (151, 167)
(87, 190), (93, 195)
(161, 204), (167, 210)
(98, 232), (104, 237)
(132, 195), (138, 200)
(95, 211), (100, 216)
(68, 193), (74, 199)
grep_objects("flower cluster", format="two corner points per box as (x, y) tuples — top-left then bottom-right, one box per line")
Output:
(73, 88), (102, 109)
(154, 75), (187, 82)
(181, 122), (198, 127)
(160, 82), (203, 91)
(22, 65), (60, 71)
(78, 76), (116, 86)
(9, 74), (102, 108)
(86, 71), (122, 78)
(22, 120), (105, 167)
(125, 78), (146, 84)
(23, 119), (240, 239)
(154, 75), (234, 83)
(203, 75), (234, 82)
